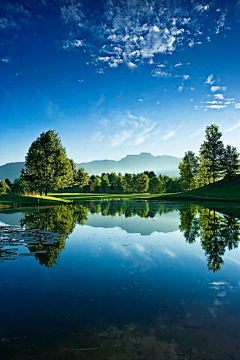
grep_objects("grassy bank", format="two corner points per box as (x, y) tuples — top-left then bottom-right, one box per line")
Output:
(176, 175), (240, 202)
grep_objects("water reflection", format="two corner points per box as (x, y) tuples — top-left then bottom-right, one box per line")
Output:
(0, 201), (240, 271)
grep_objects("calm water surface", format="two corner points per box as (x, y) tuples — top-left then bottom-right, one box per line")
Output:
(1, 201), (240, 359)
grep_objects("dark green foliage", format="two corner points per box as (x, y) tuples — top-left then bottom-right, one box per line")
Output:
(200, 124), (224, 186)
(101, 173), (110, 192)
(148, 176), (163, 194)
(11, 177), (32, 194)
(221, 145), (240, 180)
(4, 178), (11, 188)
(135, 173), (149, 192)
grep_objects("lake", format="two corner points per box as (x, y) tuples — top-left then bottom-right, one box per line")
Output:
(1, 201), (240, 359)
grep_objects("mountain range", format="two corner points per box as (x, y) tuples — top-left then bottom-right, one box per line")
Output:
(0, 153), (181, 182)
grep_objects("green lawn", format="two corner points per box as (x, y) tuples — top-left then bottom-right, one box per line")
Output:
(0, 194), (71, 207)
(49, 192), (161, 201)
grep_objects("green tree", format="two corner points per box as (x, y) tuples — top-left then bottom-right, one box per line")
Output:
(23, 130), (74, 196)
(12, 178), (31, 194)
(221, 145), (240, 180)
(75, 167), (89, 189)
(198, 153), (212, 186)
(89, 175), (101, 192)
(122, 173), (134, 193)
(101, 173), (110, 192)
(135, 173), (149, 193)
(108, 172), (118, 191)
(144, 171), (156, 179)
(148, 176), (164, 194)
(200, 124), (224, 187)
(179, 151), (199, 190)
(0, 180), (10, 195)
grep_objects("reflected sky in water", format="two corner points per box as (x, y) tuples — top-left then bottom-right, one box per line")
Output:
(1, 201), (240, 359)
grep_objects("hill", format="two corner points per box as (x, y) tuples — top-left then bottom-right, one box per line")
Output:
(180, 175), (240, 202)
(0, 162), (25, 182)
(0, 153), (181, 181)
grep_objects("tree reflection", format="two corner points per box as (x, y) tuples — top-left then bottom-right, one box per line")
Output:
(179, 204), (200, 243)
(180, 205), (240, 271)
(21, 205), (88, 267)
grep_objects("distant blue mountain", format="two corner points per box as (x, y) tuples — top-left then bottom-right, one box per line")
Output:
(0, 153), (181, 182)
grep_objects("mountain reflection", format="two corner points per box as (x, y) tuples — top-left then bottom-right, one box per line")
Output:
(1, 201), (240, 271)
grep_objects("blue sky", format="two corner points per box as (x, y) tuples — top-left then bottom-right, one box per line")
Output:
(0, 0), (240, 165)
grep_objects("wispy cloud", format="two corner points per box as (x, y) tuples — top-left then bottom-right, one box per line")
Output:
(224, 122), (240, 133)
(96, 112), (157, 148)
(1, 56), (11, 63)
(161, 123), (183, 141)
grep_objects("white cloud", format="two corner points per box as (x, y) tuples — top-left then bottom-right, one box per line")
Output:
(152, 69), (171, 78)
(178, 85), (183, 92)
(235, 103), (240, 109)
(127, 62), (137, 69)
(183, 74), (190, 80)
(205, 104), (227, 109)
(214, 93), (224, 100)
(211, 85), (227, 92)
(59, 0), (229, 71)
(62, 39), (84, 50)
(174, 62), (183, 68)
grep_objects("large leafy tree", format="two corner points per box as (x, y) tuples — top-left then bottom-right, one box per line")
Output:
(179, 151), (199, 190)
(200, 124), (224, 187)
(23, 130), (73, 196)
(221, 145), (240, 180)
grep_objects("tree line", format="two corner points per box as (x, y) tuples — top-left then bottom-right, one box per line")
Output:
(0, 124), (239, 196)
(1, 130), (180, 195)
(179, 124), (240, 190)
